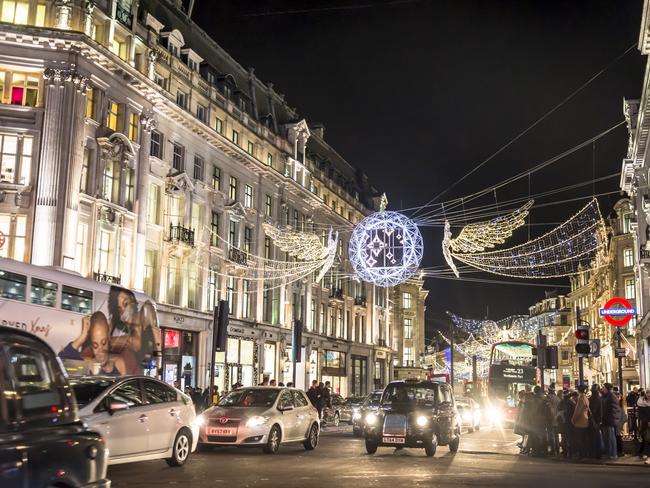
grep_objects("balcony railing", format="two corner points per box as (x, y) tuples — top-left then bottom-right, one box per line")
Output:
(115, 2), (133, 27)
(329, 288), (344, 300)
(354, 296), (367, 306)
(169, 224), (195, 247)
(229, 247), (248, 266)
(94, 272), (121, 285)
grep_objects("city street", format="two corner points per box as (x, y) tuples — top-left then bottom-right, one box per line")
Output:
(107, 427), (648, 488)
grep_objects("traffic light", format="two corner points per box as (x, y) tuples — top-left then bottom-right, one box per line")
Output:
(532, 347), (538, 368)
(575, 324), (590, 355)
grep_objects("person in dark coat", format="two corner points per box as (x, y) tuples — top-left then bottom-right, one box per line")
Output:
(637, 389), (650, 462)
(545, 385), (561, 456)
(557, 390), (571, 457)
(307, 380), (320, 407)
(588, 383), (603, 459)
(564, 391), (579, 458)
(601, 383), (621, 459)
(513, 390), (527, 451)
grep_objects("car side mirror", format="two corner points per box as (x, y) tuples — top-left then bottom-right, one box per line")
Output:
(106, 398), (129, 415)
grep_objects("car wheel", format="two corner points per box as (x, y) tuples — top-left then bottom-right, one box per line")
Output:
(424, 434), (438, 457)
(263, 425), (281, 454)
(365, 438), (378, 454)
(303, 423), (319, 450)
(333, 412), (340, 427)
(166, 428), (191, 467)
(448, 434), (460, 453)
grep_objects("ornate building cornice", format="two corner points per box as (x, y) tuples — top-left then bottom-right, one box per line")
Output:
(43, 67), (89, 93)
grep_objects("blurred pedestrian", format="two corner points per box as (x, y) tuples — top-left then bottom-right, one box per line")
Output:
(571, 384), (590, 458)
(270, 379), (277, 386)
(564, 390), (579, 458)
(287, 382), (294, 388)
(514, 390), (527, 451)
(316, 382), (325, 419)
(637, 389), (650, 462)
(601, 383), (621, 460)
(545, 384), (561, 456)
(588, 383), (603, 459)
(529, 386), (547, 456)
(307, 380), (320, 407)
(617, 392), (628, 457)
(627, 387), (640, 441)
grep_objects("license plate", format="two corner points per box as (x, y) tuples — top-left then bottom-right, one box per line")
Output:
(208, 427), (237, 436)
(383, 436), (405, 444)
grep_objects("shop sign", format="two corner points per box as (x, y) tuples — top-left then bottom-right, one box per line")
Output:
(173, 315), (185, 324)
(164, 329), (180, 348)
(228, 326), (245, 335)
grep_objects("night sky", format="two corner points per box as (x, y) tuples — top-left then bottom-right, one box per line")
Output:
(191, 0), (646, 337)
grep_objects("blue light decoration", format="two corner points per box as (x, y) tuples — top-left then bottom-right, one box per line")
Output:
(349, 210), (423, 287)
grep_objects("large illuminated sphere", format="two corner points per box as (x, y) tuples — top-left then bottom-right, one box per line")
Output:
(349, 211), (423, 287)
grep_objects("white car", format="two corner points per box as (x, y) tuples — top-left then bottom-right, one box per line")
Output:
(70, 375), (199, 466)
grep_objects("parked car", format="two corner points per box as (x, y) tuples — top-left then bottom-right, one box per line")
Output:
(352, 391), (383, 436)
(323, 393), (353, 426)
(198, 387), (319, 454)
(70, 375), (199, 466)
(0, 326), (110, 488)
(364, 380), (461, 457)
(455, 397), (481, 432)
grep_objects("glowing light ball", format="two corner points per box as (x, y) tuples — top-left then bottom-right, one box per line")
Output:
(349, 211), (423, 287)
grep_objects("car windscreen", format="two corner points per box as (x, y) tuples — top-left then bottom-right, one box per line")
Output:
(381, 384), (436, 407)
(218, 389), (279, 407)
(71, 379), (116, 408)
(365, 392), (382, 406)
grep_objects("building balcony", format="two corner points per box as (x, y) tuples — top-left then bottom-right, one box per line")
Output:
(229, 247), (248, 266)
(329, 288), (344, 300)
(115, 3), (133, 27)
(93, 272), (121, 285)
(169, 224), (195, 247)
(354, 296), (367, 307)
(377, 338), (387, 348)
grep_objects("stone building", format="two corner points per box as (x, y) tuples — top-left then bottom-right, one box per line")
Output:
(0, 0), (409, 395)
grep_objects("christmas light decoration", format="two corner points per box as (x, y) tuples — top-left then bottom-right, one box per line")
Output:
(445, 199), (605, 278)
(349, 210), (423, 287)
(262, 223), (335, 261)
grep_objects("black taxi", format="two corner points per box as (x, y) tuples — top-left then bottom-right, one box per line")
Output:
(363, 380), (460, 457)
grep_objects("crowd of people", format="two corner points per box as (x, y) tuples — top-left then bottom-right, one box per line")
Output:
(514, 382), (650, 463)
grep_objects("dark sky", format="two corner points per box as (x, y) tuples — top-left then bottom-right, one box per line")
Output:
(191, 0), (646, 336)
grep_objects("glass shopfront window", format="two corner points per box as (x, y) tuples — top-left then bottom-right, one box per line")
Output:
(322, 349), (347, 396)
(262, 342), (277, 383)
(352, 356), (368, 396)
(161, 328), (198, 391)
(374, 359), (386, 389)
(226, 336), (255, 389)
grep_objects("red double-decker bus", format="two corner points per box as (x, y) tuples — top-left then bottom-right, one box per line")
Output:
(486, 341), (537, 425)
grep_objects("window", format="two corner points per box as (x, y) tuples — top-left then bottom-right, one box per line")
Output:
(86, 87), (95, 119)
(247, 141), (254, 155)
(215, 117), (223, 134)
(94, 229), (111, 274)
(154, 73), (167, 91)
(0, 133), (33, 185)
(30, 278), (57, 307)
(231, 129), (239, 146)
(128, 112), (139, 142)
(143, 250), (156, 298)
(264, 195), (273, 216)
(210, 212), (220, 246)
(625, 278), (636, 299)
(80, 147), (91, 193)
(403, 347), (414, 366)
(624, 248), (634, 267)
(172, 143), (184, 172)
(147, 184), (160, 224)
(310, 299), (316, 331)
(212, 166), (221, 190)
(244, 184), (254, 208)
(264, 236), (272, 259)
(61, 286), (92, 313)
(0, 270), (26, 301)
(404, 318), (413, 339)
(193, 155), (204, 181)
(34, 3), (45, 26)
(188, 262), (199, 310)
(102, 160), (119, 202)
(150, 130), (163, 158)
(267, 153), (273, 166)
(1, 1), (29, 24)
(176, 91), (187, 109)
(319, 304), (325, 334)
(229, 175), (238, 200)
(207, 268), (218, 311)
(110, 37), (128, 61)
(0, 214), (27, 262)
(167, 256), (181, 305)
(169, 43), (179, 57)
(402, 292), (412, 309)
(623, 213), (632, 234)
(106, 101), (120, 131)
(244, 227), (252, 253)
(143, 379), (176, 404)
(242, 280), (251, 318)
(229, 221), (237, 247)
(226, 276), (236, 314)
(196, 104), (207, 123)
(561, 350), (569, 362)
(107, 380), (143, 409)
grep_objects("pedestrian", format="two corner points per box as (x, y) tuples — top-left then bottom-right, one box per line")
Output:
(528, 386), (547, 456)
(270, 379), (277, 386)
(307, 380), (319, 407)
(637, 389), (650, 463)
(627, 387), (640, 441)
(616, 392), (628, 457)
(565, 391), (579, 458)
(557, 390), (571, 457)
(278, 382), (285, 387)
(287, 382), (294, 388)
(514, 390), (527, 451)
(545, 384), (561, 456)
(571, 385), (590, 458)
(588, 383), (603, 459)
(601, 383), (621, 460)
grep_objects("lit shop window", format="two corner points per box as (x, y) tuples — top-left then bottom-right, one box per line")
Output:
(0, 133), (33, 185)
(106, 101), (120, 131)
(34, 3), (45, 26)
(1, 1), (29, 24)
(10, 73), (38, 106)
(0, 213), (27, 262)
(86, 88), (95, 119)
(128, 112), (139, 142)
(110, 36), (128, 62)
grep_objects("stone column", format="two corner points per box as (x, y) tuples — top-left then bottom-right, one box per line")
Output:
(54, 0), (73, 30)
(33, 68), (88, 266)
(147, 48), (158, 81)
(132, 113), (156, 291)
(83, 0), (95, 36)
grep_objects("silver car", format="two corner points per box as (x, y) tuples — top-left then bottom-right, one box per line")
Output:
(198, 387), (320, 454)
(70, 376), (199, 466)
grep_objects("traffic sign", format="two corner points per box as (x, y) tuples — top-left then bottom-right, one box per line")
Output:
(590, 339), (600, 358)
(599, 297), (636, 326)
(615, 347), (627, 358)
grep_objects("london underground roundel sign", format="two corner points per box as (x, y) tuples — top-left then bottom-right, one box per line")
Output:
(599, 297), (636, 327)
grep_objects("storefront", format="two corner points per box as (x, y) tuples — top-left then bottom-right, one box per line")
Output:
(226, 336), (256, 388)
(161, 328), (199, 390)
(374, 353), (387, 390)
(282, 345), (307, 389)
(351, 355), (368, 396)
(322, 349), (347, 397)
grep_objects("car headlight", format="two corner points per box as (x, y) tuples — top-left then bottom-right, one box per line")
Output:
(353, 411), (362, 420)
(192, 414), (206, 429)
(462, 412), (472, 422)
(365, 413), (378, 425)
(416, 415), (428, 427)
(246, 415), (269, 427)
(486, 407), (502, 423)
